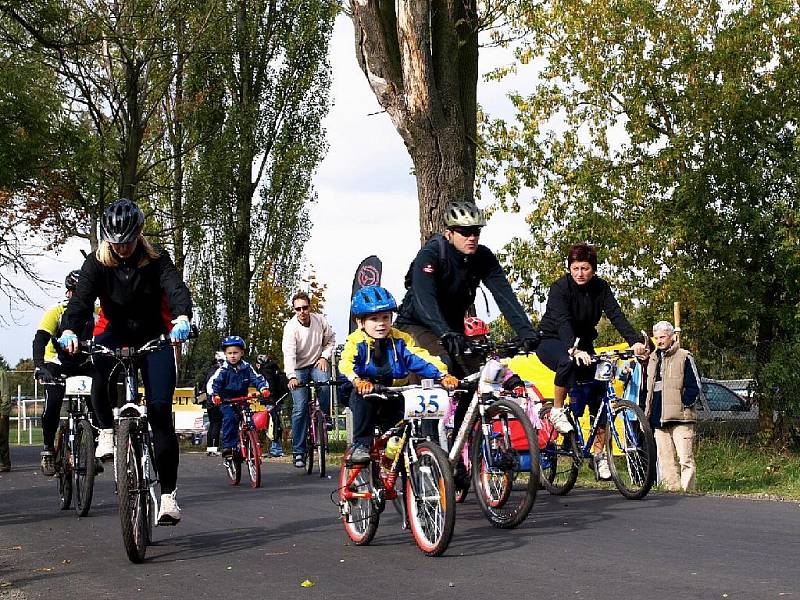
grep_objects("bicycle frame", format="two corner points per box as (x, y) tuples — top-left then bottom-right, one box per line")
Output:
(567, 356), (639, 459)
(112, 352), (160, 524)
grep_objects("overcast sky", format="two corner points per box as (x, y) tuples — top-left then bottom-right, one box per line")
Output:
(0, 15), (534, 367)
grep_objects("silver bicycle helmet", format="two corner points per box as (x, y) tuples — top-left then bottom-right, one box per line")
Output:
(443, 201), (487, 228)
(100, 198), (145, 244)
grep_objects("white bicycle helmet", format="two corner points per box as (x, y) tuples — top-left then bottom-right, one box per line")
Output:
(443, 201), (487, 228)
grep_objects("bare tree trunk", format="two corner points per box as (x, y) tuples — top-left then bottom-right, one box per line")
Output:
(350, 0), (479, 242)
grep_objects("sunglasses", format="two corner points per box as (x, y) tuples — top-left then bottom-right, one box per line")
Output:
(451, 226), (482, 238)
(294, 305), (310, 312)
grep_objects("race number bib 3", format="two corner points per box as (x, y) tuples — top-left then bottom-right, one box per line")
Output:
(402, 388), (446, 419)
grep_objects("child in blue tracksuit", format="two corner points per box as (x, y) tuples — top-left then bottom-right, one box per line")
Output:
(210, 336), (270, 458)
(338, 285), (458, 464)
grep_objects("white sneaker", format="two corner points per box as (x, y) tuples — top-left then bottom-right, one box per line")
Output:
(595, 452), (612, 480)
(548, 407), (574, 434)
(95, 429), (114, 459)
(157, 489), (181, 525)
(206, 446), (219, 456)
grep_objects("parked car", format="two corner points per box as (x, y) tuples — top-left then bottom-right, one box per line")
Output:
(697, 380), (758, 421)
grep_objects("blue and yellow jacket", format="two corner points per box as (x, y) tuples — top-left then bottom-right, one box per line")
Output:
(339, 327), (448, 386)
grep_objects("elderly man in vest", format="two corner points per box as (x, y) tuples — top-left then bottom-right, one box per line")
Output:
(645, 321), (701, 492)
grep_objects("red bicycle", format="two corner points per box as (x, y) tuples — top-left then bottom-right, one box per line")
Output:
(218, 394), (263, 488)
(337, 383), (456, 557)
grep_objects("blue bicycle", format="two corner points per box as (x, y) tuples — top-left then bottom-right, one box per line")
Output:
(538, 349), (656, 500)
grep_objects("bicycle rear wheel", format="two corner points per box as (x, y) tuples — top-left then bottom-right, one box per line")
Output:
(606, 400), (656, 499)
(54, 424), (72, 510)
(74, 419), (96, 517)
(471, 399), (539, 529)
(116, 419), (148, 563)
(538, 405), (580, 496)
(243, 428), (262, 488)
(315, 411), (327, 478)
(405, 441), (455, 557)
(339, 460), (379, 545)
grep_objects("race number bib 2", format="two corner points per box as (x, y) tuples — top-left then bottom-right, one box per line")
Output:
(402, 389), (446, 419)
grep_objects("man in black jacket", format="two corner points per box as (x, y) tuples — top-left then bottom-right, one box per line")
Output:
(395, 201), (539, 376)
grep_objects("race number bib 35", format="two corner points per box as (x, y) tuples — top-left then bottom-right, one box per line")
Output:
(402, 388), (446, 419)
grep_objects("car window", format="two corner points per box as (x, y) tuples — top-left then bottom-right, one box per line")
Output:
(702, 383), (746, 411)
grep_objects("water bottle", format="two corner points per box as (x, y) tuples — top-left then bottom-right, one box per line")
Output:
(384, 436), (402, 461)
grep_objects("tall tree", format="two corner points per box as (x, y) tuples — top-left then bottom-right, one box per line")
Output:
(480, 0), (800, 439)
(185, 0), (335, 342)
(349, 0), (480, 240)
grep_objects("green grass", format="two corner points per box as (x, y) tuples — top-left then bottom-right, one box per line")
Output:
(694, 434), (800, 498)
(565, 434), (800, 499)
(9, 425), (43, 447)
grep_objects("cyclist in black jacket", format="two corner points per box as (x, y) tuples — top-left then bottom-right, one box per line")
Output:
(59, 198), (193, 525)
(536, 242), (647, 479)
(395, 201), (539, 375)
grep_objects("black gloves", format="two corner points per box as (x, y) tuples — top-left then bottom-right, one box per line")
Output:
(521, 333), (541, 353)
(35, 365), (56, 383)
(440, 332), (468, 357)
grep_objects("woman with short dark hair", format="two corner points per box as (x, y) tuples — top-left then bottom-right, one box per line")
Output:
(536, 242), (647, 479)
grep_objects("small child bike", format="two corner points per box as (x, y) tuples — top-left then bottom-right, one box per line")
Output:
(217, 393), (264, 488)
(336, 381), (456, 557)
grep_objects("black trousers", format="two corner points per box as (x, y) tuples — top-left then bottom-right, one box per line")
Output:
(41, 361), (92, 450)
(206, 405), (222, 448)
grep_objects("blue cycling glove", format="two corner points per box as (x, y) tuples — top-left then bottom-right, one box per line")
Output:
(170, 317), (191, 343)
(58, 332), (78, 350)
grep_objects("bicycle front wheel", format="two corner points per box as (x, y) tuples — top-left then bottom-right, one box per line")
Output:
(339, 460), (379, 545)
(54, 424), (72, 510)
(606, 400), (656, 499)
(471, 399), (539, 529)
(74, 419), (96, 517)
(538, 405), (580, 496)
(116, 419), (148, 563)
(406, 441), (456, 556)
(243, 428), (261, 488)
(315, 411), (327, 478)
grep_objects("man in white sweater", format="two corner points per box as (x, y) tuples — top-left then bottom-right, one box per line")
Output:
(282, 291), (336, 468)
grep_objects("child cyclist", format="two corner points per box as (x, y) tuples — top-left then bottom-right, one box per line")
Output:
(339, 285), (459, 464)
(210, 336), (270, 459)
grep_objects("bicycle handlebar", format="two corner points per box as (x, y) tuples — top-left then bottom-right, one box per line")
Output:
(218, 393), (261, 405)
(463, 338), (527, 359)
(57, 325), (199, 360)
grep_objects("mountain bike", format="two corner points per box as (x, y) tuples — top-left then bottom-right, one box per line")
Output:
(294, 380), (336, 478)
(439, 340), (539, 529)
(538, 348), (656, 500)
(217, 394), (263, 488)
(82, 331), (194, 563)
(49, 374), (97, 517)
(336, 382), (456, 557)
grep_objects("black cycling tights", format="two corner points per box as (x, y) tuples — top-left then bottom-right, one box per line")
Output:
(90, 333), (180, 494)
(41, 362), (92, 450)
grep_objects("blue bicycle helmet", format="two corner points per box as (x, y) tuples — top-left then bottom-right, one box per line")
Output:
(221, 335), (246, 350)
(350, 285), (397, 317)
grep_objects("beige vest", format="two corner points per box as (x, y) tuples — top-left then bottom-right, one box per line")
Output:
(645, 341), (697, 424)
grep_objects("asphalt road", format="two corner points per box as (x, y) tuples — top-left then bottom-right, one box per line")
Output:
(1, 446), (798, 600)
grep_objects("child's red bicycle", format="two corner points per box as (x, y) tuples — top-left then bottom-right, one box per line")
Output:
(336, 383), (456, 557)
(218, 394), (263, 488)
